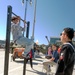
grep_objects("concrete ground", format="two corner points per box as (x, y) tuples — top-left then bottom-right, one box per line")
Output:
(0, 49), (75, 75)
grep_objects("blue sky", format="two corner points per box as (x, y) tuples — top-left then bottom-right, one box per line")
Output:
(0, 0), (75, 45)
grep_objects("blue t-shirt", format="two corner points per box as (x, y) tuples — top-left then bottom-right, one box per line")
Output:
(52, 50), (59, 63)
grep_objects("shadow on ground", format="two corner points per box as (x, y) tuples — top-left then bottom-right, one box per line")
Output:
(26, 69), (46, 75)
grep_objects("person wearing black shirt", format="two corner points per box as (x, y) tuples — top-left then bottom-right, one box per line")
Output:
(55, 27), (75, 75)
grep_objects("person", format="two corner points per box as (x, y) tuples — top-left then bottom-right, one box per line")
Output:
(45, 46), (53, 59)
(43, 44), (59, 75)
(11, 16), (34, 56)
(47, 46), (53, 56)
(33, 43), (39, 58)
(57, 45), (62, 54)
(11, 16), (24, 42)
(26, 49), (33, 68)
(55, 27), (75, 75)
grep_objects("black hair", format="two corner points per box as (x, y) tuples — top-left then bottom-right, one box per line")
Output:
(63, 27), (74, 40)
(52, 44), (57, 47)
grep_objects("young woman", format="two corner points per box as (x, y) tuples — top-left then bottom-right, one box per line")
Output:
(11, 16), (34, 55)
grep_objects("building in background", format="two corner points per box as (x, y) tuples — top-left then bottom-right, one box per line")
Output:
(50, 36), (75, 46)
(0, 40), (5, 48)
(50, 37), (60, 45)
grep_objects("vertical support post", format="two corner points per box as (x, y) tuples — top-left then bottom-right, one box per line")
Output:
(23, 21), (30, 75)
(23, 0), (28, 37)
(4, 6), (12, 75)
(26, 21), (30, 37)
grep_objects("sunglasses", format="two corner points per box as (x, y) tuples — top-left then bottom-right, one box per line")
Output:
(60, 33), (62, 36)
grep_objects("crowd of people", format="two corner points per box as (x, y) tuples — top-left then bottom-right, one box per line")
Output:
(43, 28), (75, 75)
(11, 16), (75, 75)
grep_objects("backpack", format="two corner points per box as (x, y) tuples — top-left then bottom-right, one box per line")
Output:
(64, 43), (75, 63)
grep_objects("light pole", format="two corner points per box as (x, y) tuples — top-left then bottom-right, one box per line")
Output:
(22, 0), (32, 37)
(31, 0), (37, 40)
(45, 36), (50, 45)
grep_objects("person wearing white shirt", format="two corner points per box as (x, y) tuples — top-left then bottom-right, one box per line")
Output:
(11, 16), (34, 55)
